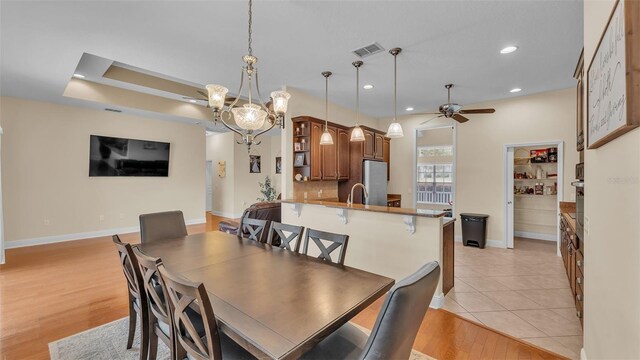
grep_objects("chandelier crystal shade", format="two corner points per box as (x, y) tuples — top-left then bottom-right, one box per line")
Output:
(350, 60), (366, 142)
(386, 47), (404, 138)
(205, 0), (290, 152)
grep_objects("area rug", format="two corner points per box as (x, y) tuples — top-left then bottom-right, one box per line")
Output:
(49, 318), (435, 360)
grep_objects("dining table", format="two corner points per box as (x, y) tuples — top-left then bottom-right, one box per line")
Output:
(138, 231), (395, 360)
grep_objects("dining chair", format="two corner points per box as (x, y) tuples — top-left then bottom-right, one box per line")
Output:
(157, 264), (255, 360)
(112, 235), (149, 360)
(139, 210), (188, 243)
(302, 229), (349, 265)
(301, 261), (441, 360)
(238, 217), (268, 243)
(266, 222), (304, 251)
(132, 247), (173, 360)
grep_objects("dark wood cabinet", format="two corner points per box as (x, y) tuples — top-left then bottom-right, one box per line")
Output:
(374, 133), (384, 159)
(309, 121), (323, 180)
(322, 126), (338, 180)
(560, 211), (584, 328)
(383, 138), (390, 180)
(292, 116), (350, 182)
(337, 128), (350, 180)
(363, 130), (375, 159)
(442, 220), (455, 295)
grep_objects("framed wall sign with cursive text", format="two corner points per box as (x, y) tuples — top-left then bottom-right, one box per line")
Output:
(586, 0), (639, 149)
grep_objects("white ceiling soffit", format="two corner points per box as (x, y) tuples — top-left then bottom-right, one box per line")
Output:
(0, 1), (583, 118)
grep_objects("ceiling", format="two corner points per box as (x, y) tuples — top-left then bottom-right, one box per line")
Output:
(0, 1), (583, 119)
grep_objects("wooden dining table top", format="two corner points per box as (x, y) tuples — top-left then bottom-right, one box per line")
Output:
(138, 231), (395, 360)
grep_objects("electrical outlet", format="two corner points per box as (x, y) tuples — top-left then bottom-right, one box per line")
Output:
(43, 219), (50, 226)
(99, 215), (105, 222)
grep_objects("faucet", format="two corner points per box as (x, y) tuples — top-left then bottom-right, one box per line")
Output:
(347, 183), (369, 206)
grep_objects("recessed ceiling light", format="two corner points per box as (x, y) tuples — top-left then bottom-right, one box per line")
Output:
(500, 46), (518, 54)
(510, 88), (522, 93)
(189, 99), (197, 103)
(363, 84), (374, 90)
(73, 73), (85, 78)
(406, 107), (414, 111)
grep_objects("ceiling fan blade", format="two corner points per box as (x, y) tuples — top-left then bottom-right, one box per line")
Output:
(420, 114), (444, 125)
(452, 114), (469, 123)
(414, 112), (442, 116)
(182, 96), (207, 101)
(459, 108), (495, 114)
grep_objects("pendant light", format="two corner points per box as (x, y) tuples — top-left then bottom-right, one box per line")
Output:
(386, 47), (404, 138)
(320, 71), (334, 145)
(350, 61), (366, 142)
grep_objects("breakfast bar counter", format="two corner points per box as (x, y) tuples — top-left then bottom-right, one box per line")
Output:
(280, 198), (449, 308)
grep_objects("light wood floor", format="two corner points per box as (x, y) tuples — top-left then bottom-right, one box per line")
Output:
(0, 214), (565, 360)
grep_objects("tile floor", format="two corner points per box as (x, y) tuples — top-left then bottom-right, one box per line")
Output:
(445, 238), (583, 359)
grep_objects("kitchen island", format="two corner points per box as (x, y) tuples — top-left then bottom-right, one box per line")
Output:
(281, 198), (453, 308)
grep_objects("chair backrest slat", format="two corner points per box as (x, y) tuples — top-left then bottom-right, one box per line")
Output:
(139, 210), (188, 243)
(158, 264), (222, 360)
(239, 217), (268, 243)
(302, 229), (349, 265)
(132, 247), (169, 325)
(112, 235), (146, 305)
(360, 262), (440, 360)
(267, 222), (304, 251)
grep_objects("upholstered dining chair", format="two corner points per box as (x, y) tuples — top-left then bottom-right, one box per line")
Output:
(300, 261), (441, 360)
(266, 222), (304, 251)
(301, 229), (349, 265)
(132, 247), (173, 360)
(238, 217), (268, 243)
(139, 210), (188, 243)
(112, 235), (149, 360)
(157, 264), (255, 360)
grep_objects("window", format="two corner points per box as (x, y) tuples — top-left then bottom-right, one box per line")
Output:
(417, 146), (453, 204)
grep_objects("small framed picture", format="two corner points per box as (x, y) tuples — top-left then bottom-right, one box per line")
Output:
(294, 153), (305, 167)
(294, 142), (302, 151)
(250, 155), (261, 173)
(275, 157), (282, 174)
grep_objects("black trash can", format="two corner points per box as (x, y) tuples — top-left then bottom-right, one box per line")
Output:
(460, 213), (489, 248)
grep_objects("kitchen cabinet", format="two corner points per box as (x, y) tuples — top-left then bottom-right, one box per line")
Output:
(292, 116), (350, 182)
(363, 130), (375, 159)
(374, 133), (384, 159)
(337, 128), (350, 180)
(442, 220), (455, 295)
(560, 206), (584, 328)
(383, 138), (390, 180)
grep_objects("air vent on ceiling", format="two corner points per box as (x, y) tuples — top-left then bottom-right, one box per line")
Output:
(352, 42), (385, 58)
(104, 108), (122, 113)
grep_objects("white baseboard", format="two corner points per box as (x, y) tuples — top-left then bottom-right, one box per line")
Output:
(429, 293), (445, 309)
(514, 231), (557, 241)
(4, 218), (206, 249)
(580, 348), (587, 360)
(454, 235), (506, 249)
(209, 210), (243, 219)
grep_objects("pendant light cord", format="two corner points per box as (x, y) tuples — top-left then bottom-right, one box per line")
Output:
(393, 52), (397, 122)
(356, 65), (360, 125)
(247, 0), (253, 56)
(325, 75), (329, 131)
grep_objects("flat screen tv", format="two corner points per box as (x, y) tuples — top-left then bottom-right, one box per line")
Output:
(89, 135), (170, 177)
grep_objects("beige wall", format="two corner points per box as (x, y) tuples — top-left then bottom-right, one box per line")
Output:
(380, 88), (579, 244)
(282, 87), (380, 199)
(206, 131), (281, 218)
(583, 0), (640, 358)
(0, 96), (205, 243)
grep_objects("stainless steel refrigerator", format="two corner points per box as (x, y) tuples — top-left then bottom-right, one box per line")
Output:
(363, 160), (388, 206)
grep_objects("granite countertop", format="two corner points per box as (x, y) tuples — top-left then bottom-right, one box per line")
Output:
(280, 198), (447, 218)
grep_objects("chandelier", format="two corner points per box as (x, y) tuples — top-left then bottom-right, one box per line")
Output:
(206, 0), (291, 152)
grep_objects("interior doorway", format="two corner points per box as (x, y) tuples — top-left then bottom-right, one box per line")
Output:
(504, 141), (564, 253)
(205, 160), (213, 213)
(413, 124), (456, 217)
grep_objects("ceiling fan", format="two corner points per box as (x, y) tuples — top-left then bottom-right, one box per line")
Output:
(419, 84), (495, 124)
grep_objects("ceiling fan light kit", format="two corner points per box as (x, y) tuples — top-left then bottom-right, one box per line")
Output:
(350, 60), (366, 142)
(386, 47), (404, 138)
(205, 0), (291, 152)
(320, 71), (334, 146)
